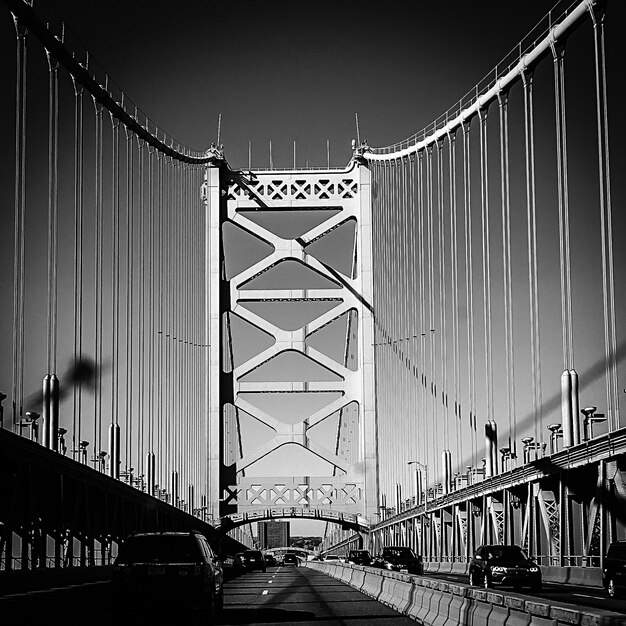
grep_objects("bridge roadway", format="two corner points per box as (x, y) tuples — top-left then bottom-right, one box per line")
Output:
(2, 563), (625, 624)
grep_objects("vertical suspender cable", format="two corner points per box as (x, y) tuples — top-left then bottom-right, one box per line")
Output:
(44, 43), (60, 452)
(400, 157), (408, 494)
(137, 137), (145, 482)
(392, 155), (398, 503)
(175, 156), (182, 490)
(125, 126), (134, 477)
(417, 152), (428, 481)
(426, 147), (436, 477)
(402, 156), (411, 493)
(110, 115), (121, 465)
(408, 156), (417, 468)
(498, 90), (516, 455)
(94, 99), (104, 461)
(71, 75), (84, 458)
(522, 70), (542, 456)
(447, 130), (461, 470)
(156, 151), (164, 489)
(165, 157), (172, 487)
(478, 107), (494, 435)
(462, 121), (477, 470)
(436, 140), (449, 453)
(11, 15), (28, 427)
(589, 4), (618, 430)
(550, 39), (574, 371)
(46, 48), (59, 376)
(147, 144), (155, 460)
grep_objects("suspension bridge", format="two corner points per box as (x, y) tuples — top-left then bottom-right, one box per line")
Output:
(0, 0), (625, 618)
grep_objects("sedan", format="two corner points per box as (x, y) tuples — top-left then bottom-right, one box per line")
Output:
(469, 544), (542, 591)
(373, 546), (423, 574)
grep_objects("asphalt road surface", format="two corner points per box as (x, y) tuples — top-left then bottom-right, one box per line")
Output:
(1, 565), (415, 625)
(222, 564), (416, 625)
(2, 564), (625, 624)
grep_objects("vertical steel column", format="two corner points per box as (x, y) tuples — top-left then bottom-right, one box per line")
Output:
(205, 163), (222, 519)
(359, 164), (379, 523)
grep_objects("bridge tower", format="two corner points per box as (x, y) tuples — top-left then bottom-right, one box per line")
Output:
(203, 151), (378, 529)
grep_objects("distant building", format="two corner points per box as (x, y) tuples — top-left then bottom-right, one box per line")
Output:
(258, 520), (290, 549)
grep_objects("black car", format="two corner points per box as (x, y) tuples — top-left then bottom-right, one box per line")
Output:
(373, 546), (423, 574)
(603, 541), (626, 597)
(235, 549), (267, 572)
(468, 544), (541, 591)
(264, 553), (276, 566)
(112, 531), (224, 617)
(282, 552), (298, 566)
(347, 549), (372, 565)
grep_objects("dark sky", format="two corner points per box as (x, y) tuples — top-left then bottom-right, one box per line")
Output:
(5, 0), (577, 170)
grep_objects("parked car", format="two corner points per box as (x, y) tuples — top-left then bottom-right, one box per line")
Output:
(112, 531), (223, 617)
(234, 549), (266, 572)
(468, 544), (541, 591)
(373, 546), (423, 574)
(603, 540), (626, 597)
(282, 552), (299, 566)
(323, 554), (344, 563)
(347, 549), (372, 566)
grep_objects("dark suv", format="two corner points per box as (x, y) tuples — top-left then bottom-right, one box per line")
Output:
(240, 549), (267, 572)
(469, 544), (541, 591)
(112, 531), (224, 616)
(373, 546), (423, 574)
(347, 549), (372, 565)
(603, 541), (626, 597)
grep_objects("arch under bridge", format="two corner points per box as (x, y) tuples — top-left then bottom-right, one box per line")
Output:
(218, 508), (370, 534)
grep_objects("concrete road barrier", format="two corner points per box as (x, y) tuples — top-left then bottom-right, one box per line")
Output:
(305, 561), (625, 625)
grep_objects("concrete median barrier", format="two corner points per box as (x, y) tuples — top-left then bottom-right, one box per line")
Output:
(304, 561), (626, 625)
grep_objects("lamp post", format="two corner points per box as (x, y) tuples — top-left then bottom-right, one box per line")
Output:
(581, 406), (606, 441)
(57, 427), (67, 455)
(499, 447), (512, 471)
(547, 424), (563, 455)
(22, 411), (40, 442)
(521, 436), (534, 464)
(407, 461), (428, 513)
(78, 440), (89, 464)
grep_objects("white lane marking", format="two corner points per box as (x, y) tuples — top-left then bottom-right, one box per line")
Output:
(262, 589), (268, 595)
(268, 580), (273, 583)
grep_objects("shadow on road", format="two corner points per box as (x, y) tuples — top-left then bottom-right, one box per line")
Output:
(218, 607), (316, 624)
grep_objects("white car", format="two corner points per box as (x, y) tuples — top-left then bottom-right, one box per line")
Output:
(324, 554), (345, 563)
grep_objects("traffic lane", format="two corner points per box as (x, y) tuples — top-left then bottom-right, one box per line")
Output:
(423, 571), (626, 614)
(221, 564), (415, 624)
